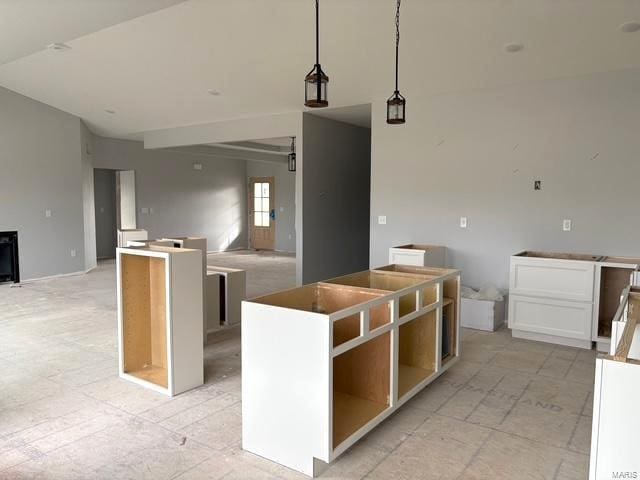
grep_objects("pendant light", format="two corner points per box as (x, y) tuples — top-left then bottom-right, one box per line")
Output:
(288, 137), (297, 172)
(304, 0), (328, 108)
(387, 0), (406, 124)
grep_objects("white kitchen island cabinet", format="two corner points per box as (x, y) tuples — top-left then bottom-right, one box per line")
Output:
(242, 265), (460, 477)
(508, 251), (640, 349)
(117, 246), (203, 396)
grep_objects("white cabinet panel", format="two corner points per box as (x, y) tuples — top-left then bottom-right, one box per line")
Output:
(510, 258), (594, 302)
(509, 294), (592, 341)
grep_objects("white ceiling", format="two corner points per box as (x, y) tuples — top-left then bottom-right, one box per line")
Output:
(1, 1), (640, 139)
(0, 0), (185, 66)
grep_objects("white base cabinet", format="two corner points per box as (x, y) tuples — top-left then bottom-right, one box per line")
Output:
(117, 246), (203, 396)
(117, 229), (148, 248)
(589, 286), (640, 479)
(242, 264), (461, 477)
(508, 251), (640, 349)
(388, 244), (446, 268)
(207, 266), (245, 326)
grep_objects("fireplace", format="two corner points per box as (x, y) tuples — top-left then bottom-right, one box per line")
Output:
(0, 231), (19, 283)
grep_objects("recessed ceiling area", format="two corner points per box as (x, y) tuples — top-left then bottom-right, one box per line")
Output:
(1, 1), (640, 138)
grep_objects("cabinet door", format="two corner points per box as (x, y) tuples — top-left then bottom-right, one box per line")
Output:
(509, 294), (593, 340)
(510, 258), (595, 302)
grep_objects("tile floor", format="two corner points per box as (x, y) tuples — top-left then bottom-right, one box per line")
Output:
(0, 251), (595, 479)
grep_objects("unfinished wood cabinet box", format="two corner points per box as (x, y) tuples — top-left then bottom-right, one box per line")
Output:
(117, 229), (148, 248)
(388, 244), (446, 268)
(242, 265), (460, 477)
(590, 286), (640, 479)
(117, 246), (203, 396)
(207, 266), (246, 326)
(508, 251), (640, 349)
(160, 237), (209, 342)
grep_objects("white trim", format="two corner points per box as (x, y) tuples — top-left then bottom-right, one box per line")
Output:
(19, 267), (95, 284)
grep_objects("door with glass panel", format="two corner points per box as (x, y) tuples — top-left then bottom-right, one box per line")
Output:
(249, 177), (275, 250)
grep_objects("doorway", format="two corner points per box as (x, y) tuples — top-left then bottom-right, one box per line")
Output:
(93, 169), (117, 259)
(249, 176), (275, 250)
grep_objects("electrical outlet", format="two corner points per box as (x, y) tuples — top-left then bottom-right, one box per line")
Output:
(193, 163), (203, 170)
(70, 249), (76, 258)
(280, 206), (284, 212)
(563, 219), (572, 231)
(460, 217), (468, 228)
(534, 180), (541, 190)
(378, 215), (387, 225)
(141, 207), (149, 214)
(45, 209), (52, 218)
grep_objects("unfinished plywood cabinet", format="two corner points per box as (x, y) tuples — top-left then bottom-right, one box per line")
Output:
(508, 251), (640, 349)
(589, 286), (640, 479)
(117, 246), (203, 396)
(207, 266), (246, 326)
(242, 264), (460, 477)
(388, 244), (446, 268)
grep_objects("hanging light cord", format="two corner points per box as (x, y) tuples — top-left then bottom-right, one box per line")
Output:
(315, 0), (320, 65)
(395, 0), (401, 92)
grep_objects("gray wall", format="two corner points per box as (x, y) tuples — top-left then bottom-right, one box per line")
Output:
(93, 169), (117, 259)
(302, 114), (371, 283)
(246, 160), (296, 253)
(0, 86), (87, 280)
(81, 122), (97, 271)
(93, 137), (248, 252)
(370, 68), (640, 290)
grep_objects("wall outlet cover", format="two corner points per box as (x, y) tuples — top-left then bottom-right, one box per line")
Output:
(141, 207), (149, 214)
(193, 163), (203, 170)
(378, 215), (387, 225)
(563, 219), (572, 231)
(45, 209), (52, 218)
(70, 249), (77, 258)
(460, 217), (468, 228)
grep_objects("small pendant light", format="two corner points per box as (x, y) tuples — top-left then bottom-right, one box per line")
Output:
(304, 0), (328, 108)
(288, 137), (297, 172)
(387, 0), (406, 124)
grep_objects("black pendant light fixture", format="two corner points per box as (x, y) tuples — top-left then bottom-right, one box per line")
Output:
(304, 0), (328, 108)
(387, 0), (406, 124)
(288, 137), (297, 172)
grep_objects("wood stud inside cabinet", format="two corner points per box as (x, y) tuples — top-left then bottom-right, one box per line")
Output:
(241, 264), (461, 477)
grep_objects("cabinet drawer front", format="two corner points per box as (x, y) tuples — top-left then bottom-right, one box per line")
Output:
(510, 259), (595, 301)
(389, 250), (425, 266)
(509, 295), (592, 340)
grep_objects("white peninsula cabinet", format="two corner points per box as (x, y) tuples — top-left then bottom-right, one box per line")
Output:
(242, 265), (460, 477)
(508, 251), (640, 349)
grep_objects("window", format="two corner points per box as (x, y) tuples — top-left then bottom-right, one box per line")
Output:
(254, 182), (270, 227)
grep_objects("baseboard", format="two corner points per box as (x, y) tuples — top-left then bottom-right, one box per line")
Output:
(19, 266), (95, 284)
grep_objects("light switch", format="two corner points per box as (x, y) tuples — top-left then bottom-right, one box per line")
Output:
(563, 219), (572, 231)
(149, 208), (154, 215)
(280, 206), (284, 212)
(193, 163), (203, 170)
(378, 215), (387, 225)
(45, 209), (52, 218)
(460, 217), (468, 228)
(70, 249), (76, 258)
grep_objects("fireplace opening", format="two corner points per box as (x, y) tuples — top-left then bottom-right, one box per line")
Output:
(0, 231), (19, 283)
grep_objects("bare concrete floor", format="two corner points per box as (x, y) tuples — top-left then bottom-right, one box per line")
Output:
(0, 252), (594, 479)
